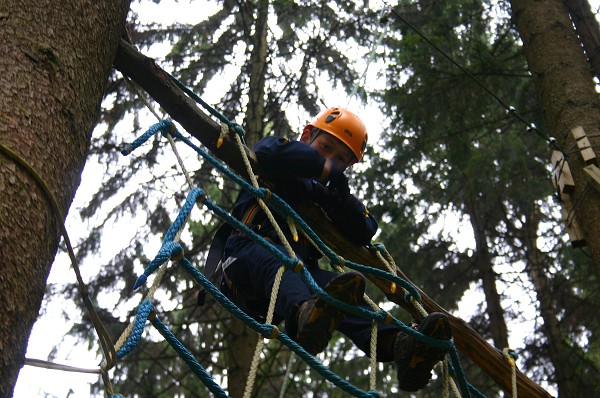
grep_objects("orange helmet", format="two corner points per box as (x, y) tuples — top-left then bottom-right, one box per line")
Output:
(303, 107), (368, 162)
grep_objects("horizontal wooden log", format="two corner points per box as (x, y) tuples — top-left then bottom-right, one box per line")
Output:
(113, 38), (552, 398)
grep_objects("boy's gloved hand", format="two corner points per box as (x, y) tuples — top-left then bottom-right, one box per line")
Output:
(328, 166), (350, 200)
(309, 179), (334, 207)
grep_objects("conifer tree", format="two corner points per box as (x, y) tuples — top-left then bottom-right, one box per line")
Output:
(363, 0), (600, 394)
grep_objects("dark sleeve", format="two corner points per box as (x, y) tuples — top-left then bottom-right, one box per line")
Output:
(254, 137), (377, 245)
(268, 177), (377, 245)
(325, 194), (379, 245)
(253, 136), (325, 180)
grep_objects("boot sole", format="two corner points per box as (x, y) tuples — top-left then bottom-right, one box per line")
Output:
(396, 312), (452, 392)
(296, 272), (366, 355)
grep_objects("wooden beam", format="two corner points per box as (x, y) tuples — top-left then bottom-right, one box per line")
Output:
(113, 39), (553, 398)
(571, 126), (597, 165)
(584, 164), (600, 193)
(559, 195), (586, 248)
(551, 150), (575, 195)
(113, 40), (260, 182)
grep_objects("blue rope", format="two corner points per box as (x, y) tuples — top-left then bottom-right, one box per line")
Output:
(167, 75), (246, 143)
(116, 300), (153, 358)
(120, 119), (174, 155)
(151, 314), (230, 398)
(178, 254), (381, 397)
(449, 343), (471, 397)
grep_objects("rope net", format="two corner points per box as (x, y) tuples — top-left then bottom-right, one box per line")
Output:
(109, 115), (482, 398)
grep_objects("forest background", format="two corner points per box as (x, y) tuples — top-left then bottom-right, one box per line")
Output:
(7, 0), (600, 397)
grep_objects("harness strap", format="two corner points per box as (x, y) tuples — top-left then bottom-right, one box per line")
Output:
(197, 222), (233, 305)
(197, 200), (264, 306)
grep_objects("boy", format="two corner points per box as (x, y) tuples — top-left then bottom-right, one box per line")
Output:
(217, 107), (451, 392)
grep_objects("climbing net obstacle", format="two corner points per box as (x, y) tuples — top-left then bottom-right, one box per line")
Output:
(112, 112), (473, 398)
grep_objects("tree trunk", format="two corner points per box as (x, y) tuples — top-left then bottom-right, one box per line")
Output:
(522, 209), (600, 397)
(564, 0), (600, 81)
(467, 201), (510, 350)
(225, 1), (270, 396)
(509, 0), (600, 278)
(244, 0), (269, 145)
(0, 1), (130, 396)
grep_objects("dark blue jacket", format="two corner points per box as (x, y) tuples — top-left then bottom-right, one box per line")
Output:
(228, 136), (378, 264)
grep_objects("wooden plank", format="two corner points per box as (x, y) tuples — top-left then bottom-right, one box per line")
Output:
(113, 39), (553, 398)
(551, 150), (575, 195)
(559, 196), (586, 247)
(571, 126), (597, 165)
(584, 164), (600, 193)
(571, 125), (586, 140)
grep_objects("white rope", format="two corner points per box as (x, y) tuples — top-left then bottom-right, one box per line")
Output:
(100, 76), (198, 374)
(243, 266), (286, 398)
(227, 124), (304, 398)
(24, 358), (102, 374)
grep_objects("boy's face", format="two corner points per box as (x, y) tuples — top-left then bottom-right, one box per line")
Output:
(308, 132), (355, 172)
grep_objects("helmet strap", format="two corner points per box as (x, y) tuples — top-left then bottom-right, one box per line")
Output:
(307, 128), (321, 144)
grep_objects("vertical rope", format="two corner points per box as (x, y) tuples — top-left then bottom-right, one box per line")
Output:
(227, 124), (303, 397)
(442, 359), (450, 398)
(368, 321), (378, 391)
(373, 246), (428, 318)
(301, 228), (384, 391)
(231, 127), (295, 257)
(243, 266), (286, 398)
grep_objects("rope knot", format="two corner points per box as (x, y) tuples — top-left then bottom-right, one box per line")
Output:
(120, 144), (133, 156)
(293, 259), (304, 273)
(170, 244), (185, 262)
(268, 326), (280, 339)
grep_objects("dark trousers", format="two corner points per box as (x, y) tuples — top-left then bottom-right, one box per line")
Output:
(223, 235), (397, 361)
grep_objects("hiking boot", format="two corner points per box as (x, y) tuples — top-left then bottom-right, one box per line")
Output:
(394, 312), (452, 392)
(295, 271), (366, 355)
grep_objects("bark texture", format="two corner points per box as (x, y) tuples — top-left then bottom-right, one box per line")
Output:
(0, 1), (130, 396)
(510, 0), (600, 278)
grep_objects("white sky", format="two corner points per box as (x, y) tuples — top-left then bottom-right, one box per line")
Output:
(13, 1), (600, 397)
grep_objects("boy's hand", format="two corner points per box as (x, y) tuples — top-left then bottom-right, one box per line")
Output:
(328, 169), (350, 200)
(319, 158), (333, 183)
(310, 180), (332, 206)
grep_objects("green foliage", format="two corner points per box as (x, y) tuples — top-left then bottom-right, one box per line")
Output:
(363, 0), (600, 394)
(53, 0), (391, 396)
(45, 0), (600, 396)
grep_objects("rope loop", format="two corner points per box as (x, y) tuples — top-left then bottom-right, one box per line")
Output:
(116, 300), (154, 359)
